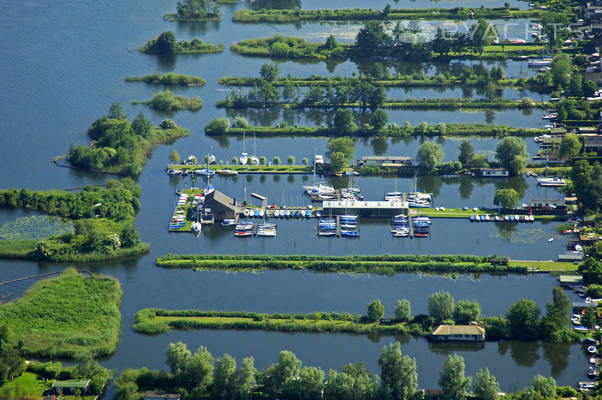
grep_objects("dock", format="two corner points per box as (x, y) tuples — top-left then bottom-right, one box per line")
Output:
(336, 215), (341, 236)
(323, 199), (409, 218)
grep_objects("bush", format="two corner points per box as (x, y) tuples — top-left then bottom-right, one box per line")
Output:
(205, 118), (230, 133)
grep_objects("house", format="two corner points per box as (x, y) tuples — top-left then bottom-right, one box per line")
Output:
(584, 135), (602, 153)
(144, 393), (182, 400)
(359, 156), (413, 168)
(529, 198), (567, 210)
(431, 324), (486, 342)
(476, 168), (509, 177)
(50, 380), (90, 396)
(559, 275), (584, 287)
(202, 189), (238, 222)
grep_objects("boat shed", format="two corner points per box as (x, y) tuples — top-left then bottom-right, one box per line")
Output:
(529, 198), (567, 210)
(559, 275), (583, 287)
(202, 190), (238, 221)
(558, 252), (584, 262)
(359, 156), (413, 168)
(144, 393), (182, 400)
(51, 380), (90, 395)
(476, 168), (509, 177)
(322, 199), (409, 217)
(431, 325), (486, 342)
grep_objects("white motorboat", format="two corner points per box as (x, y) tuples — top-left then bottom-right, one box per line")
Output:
(537, 176), (567, 187)
(239, 152), (249, 165)
(235, 223), (254, 231)
(304, 183), (335, 196)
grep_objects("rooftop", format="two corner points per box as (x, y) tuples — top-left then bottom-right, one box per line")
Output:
(432, 325), (485, 336)
(51, 380), (90, 389)
(204, 190), (237, 211)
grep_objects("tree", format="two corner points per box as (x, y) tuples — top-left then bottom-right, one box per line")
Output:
(584, 80), (598, 97)
(493, 188), (519, 209)
(260, 156), (267, 165)
(508, 155), (526, 177)
(458, 139), (475, 168)
(166, 342), (191, 376)
(453, 300), (481, 324)
(417, 142), (443, 172)
(473, 368), (500, 400)
(213, 354), (237, 400)
(355, 21), (389, 56)
(327, 137), (355, 160)
(235, 357), (257, 399)
(579, 257), (602, 285)
(378, 342), (418, 400)
(558, 134), (582, 160)
(302, 157), (309, 165)
(109, 102), (127, 120)
(333, 109), (357, 134)
(551, 53), (572, 89)
(287, 155), (295, 165)
(439, 354), (471, 400)
(330, 152), (347, 172)
(206, 117), (230, 134)
(260, 63), (280, 81)
(428, 291), (455, 322)
(286, 366), (325, 400)
(582, 307), (597, 329)
(324, 34), (337, 50)
(282, 81), (297, 103)
(273, 156), (281, 165)
(531, 375), (556, 398)
(367, 299), (385, 321)
(155, 31), (177, 54)
(571, 160), (602, 212)
(232, 117), (249, 128)
(132, 112), (152, 136)
(179, 346), (214, 393)
(74, 352), (102, 378)
(265, 351), (302, 397)
(506, 299), (540, 339)
(370, 109), (388, 130)
(495, 137), (527, 175)
(169, 150), (181, 163)
(395, 299), (411, 321)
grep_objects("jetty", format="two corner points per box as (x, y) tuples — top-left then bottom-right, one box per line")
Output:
(323, 199), (409, 218)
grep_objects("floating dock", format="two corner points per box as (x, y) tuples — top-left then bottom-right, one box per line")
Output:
(323, 199), (409, 218)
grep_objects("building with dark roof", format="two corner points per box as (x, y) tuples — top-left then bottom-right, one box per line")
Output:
(202, 189), (238, 221)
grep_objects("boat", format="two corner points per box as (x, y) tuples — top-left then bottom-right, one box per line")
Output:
(235, 223), (254, 231)
(588, 346), (597, 354)
(259, 210), (265, 218)
(537, 176), (567, 187)
(195, 168), (215, 176)
(191, 222), (202, 233)
(304, 183), (336, 196)
(318, 231), (336, 236)
(542, 112), (558, 120)
(588, 367), (599, 378)
(341, 223), (357, 229)
(384, 191), (403, 201)
(239, 152), (249, 165)
(469, 215), (475, 222)
(413, 216), (431, 224)
(528, 58), (553, 67)
(414, 233), (428, 238)
(548, 236), (554, 242)
(341, 230), (359, 238)
(392, 230), (409, 237)
(256, 226), (277, 237)
(590, 357), (597, 364)
(340, 215), (358, 221)
(216, 169), (238, 176)
(235, 231), (253, 237)
(534, 134), (551, 143)
(221, 219), (236, 226)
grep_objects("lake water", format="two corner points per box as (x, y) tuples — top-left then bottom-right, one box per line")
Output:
(0, 0), (586, 394)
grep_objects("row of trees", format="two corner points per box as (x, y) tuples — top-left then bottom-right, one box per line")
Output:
(223, 79), (387, 111)
(354, 19), (497, 60)
(115, 341), (567, 400)
(175, 0), (220, 18)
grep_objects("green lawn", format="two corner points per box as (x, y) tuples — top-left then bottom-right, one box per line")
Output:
(0, 372), (51, 399)
(0, 268), (122, 358)
(509, 260), (578, 272)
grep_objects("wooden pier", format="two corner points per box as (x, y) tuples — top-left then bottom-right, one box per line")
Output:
(336, 215), (341, 236)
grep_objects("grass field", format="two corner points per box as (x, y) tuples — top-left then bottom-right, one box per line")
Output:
(0, 268), (122, 358)
(133, 308), (416, 335)
(0, 372), (51, 399)
(508, 260), (578, 272)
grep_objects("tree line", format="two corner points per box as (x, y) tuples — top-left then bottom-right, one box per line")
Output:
(114, 340), (573, 400)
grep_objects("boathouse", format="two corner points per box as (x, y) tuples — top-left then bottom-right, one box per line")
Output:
(144, 393), (182, 400)
(51, 380), (90, 396)
(431, 324), (486, 342)
(529, 198), (567, 210)
(322, 199), (409, 218)
(202, 190), (238, 221)
(476, 168), (509, 177)
(359, 156), (413, 168)
(559, 275), (583, 287)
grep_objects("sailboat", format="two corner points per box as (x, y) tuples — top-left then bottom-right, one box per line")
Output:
(249, 133), (259, 165)
(239, 132), (249, 165)
(303, 155), (334, 195)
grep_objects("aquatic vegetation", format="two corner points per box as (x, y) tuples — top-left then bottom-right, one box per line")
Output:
(0, 215), (73, 240)
(0, 268), (122, 358)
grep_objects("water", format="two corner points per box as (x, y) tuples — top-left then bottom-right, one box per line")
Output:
(0, 0), (583, 392)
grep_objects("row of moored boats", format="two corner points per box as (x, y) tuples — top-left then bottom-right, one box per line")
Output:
(469, 214), (535, 222)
